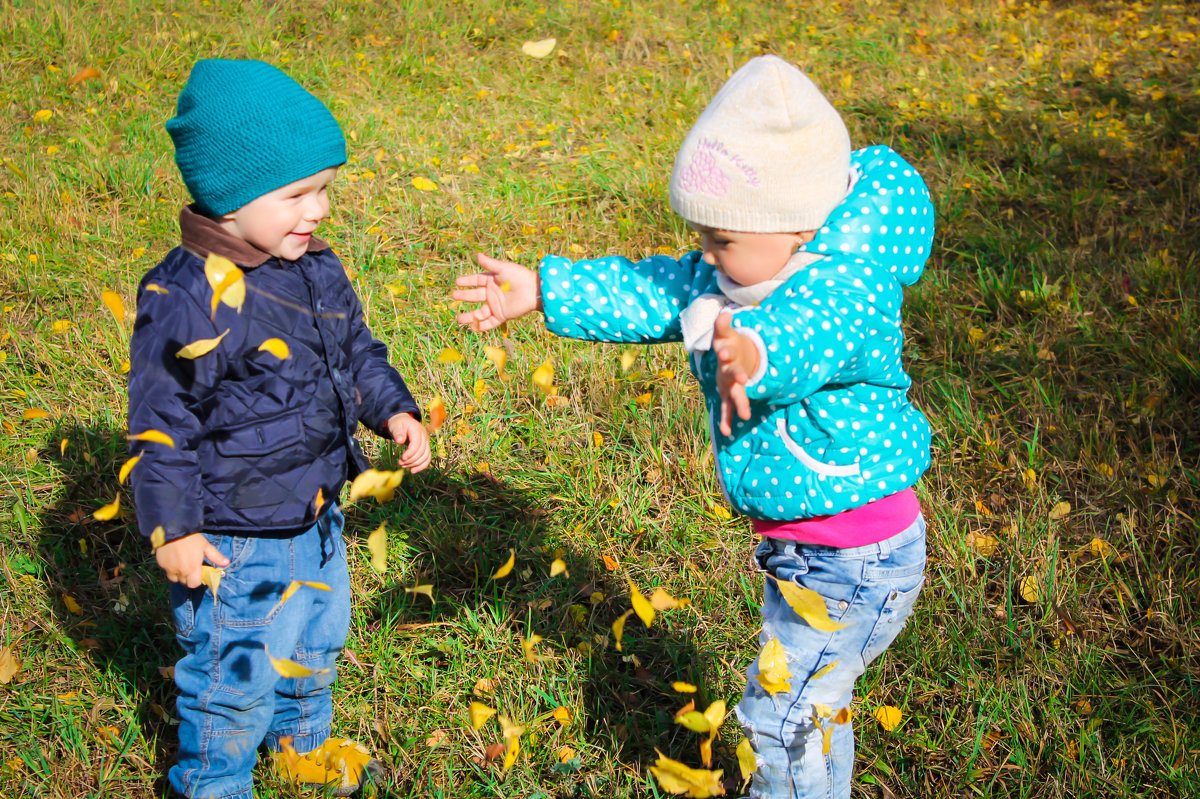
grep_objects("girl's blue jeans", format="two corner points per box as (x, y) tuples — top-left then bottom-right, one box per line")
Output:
(167, 506), (351, 799)
(735, 515), (926, 799)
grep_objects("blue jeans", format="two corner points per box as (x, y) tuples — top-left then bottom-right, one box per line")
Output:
(168, 506), (351, 799)
(735, 516), (926, 799)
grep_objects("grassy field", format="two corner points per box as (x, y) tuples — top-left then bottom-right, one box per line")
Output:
(1, 0), (1198, 796)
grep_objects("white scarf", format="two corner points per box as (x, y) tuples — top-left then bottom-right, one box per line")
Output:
(681, 249), (823, 352)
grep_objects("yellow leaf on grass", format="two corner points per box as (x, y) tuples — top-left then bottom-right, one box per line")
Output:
(93, 495), (121, 521)
(469, 701), (496, 730)
(1019, 574), (1042, 603)
(966, 530), (999, 556)
(521, 38), (557, 58)
(549, 557), (568, 578)
(552, 706), (572, 725)
(1049, 501), (1071, 520)
(874, 705), (903, 731)
(23, 408), (49, 421)
(68, 66), (101, 85)
(1089, 537), (1115, 558)
(176, 329), (230, 359)
(649, 750), (725, 798)
(411, 176), (438, 192)
(0, 647), (19, 684)
(117, 454), (141, 484)
(436, 347), (463, 364)
(755, 638), (792, 695)
(619, 349), (637, 372)
(33, 109), (52, 122)
(51, 319), (71, 333)
(62, 594), (82, 615)
(612, 609), (633, 651)
(492, 548), (516, 579)
(200, 565), (224, 598)
(426, 396), (447, 433)
(650, 587), (690, 610)
(367, 523), (387, 572)
(769, 575), (848, 632)
(204, 253), (244, 316)
(736, 737), (755, 787)
(129, 429), (175, 448)
(532, 359), (555, 395)
(100, 290), (125, 321)
(264, 645), (329, 678)
(149, 526), (166, 549)
(257, 338), (289, 359)
(672, 681), (697, 693)
(628, 578), (655, 627)
(634, 392), (652, 407)
(348, 468), (405, 504)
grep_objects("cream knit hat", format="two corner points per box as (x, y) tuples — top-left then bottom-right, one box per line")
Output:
(669, 55), (851, 233)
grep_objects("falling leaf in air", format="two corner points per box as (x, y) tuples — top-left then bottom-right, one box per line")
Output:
(129, 429), (175, 448)
(436, 347), (463, 364)
(521, 38), (557, 58)
(698, 700), (726, 766)
(0, 646), (19, 684)
(675, 711), (712, 734)
(270, 580), (332, 615)
(200, 565), (224, 598)
(612, 610), (634, 651)
(736, 738), (755, 788)
(469, 701), (496, 730)
(768, 574), (848, 631)
(204, 253), (244, 317)
(367, 523), (387, 572)
(62, 594), (83, 615)
(498, 714), (524, 770)
(149, 526), (166, 549)
(23, 408), (49, 421)
(532, 359), (555, 395)
(648, 749), (725, 798)
(257, 338), (289, 359)
(521, 634), (543, 663)
(264, 645), (329, 678)
(483, 345), (508, 379)
(492, 549), (516, 579)
(672, 681), (698, 693)
(1019, 574), (1041, 603)
(117, 454), (141, 484)
(405, 583), (434, 600)
(100, 290), (124, 321)
(620, 348), (637, 372)
(650, 587), (690, 610)
(348, 468), (405, 504)
(628, 578), (655, 627)
(68, 67), (101, 85)
(93, 495), (121, 521)
(874, 705), (902, 731)
(755, 638), (792, 695)
(176, 329), (230, 359)
(426, 396), (447, 433)
(1049, 501), (1071, 520)
(145, 283), (168, 294)
(411, 176), (438, 192)
(549, 557), (568, 578)
(810, 660), (840, 681)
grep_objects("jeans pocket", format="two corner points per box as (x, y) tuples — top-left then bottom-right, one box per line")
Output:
(170, 582), (204, 640)
(860, 576), (924, 668)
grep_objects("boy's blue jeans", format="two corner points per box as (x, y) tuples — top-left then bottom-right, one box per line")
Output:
(168, 506), (351, 799)
(736, 516), (926, 799)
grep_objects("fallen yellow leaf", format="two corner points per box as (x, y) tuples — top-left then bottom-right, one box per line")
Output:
(22, 408), (49, 421)
(176, 329), (230, 359)
(874, 705), (903, 731)
(0, 646), (20, 684)
(1019, 574), (1042, 603)
(483, 345), (507, 377)
(469, 701), (496, 730)
(549, 557), (568, 578)
(405, 583), (434, 599)
(1049, 501), (1071, 520)
(62, 594), (82, 615)
(436, 347), (463, 364)
(411, 176), (438, 192)
(521, 634), (543, 663)
(521, 37), (557, 58)
(552, 706), (571, 725)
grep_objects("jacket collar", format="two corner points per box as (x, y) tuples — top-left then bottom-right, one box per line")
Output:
(178, 205), (329, 268)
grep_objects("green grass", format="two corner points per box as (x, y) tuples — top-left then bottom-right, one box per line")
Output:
(1, 0), (1198, 796)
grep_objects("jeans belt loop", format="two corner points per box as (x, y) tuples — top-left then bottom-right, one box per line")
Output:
(877, 535), (893, 561)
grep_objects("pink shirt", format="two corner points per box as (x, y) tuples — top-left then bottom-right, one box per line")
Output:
(752, 488), (921, 547)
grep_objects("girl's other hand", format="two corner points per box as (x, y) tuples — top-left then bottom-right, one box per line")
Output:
(451, 253), (540, 331)
(387, 412), (432, 473)
(712, 311), (758, 436)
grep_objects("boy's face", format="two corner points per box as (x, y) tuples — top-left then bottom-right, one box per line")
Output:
(221, 167), (338, 261)
(694, 225), (816, 286)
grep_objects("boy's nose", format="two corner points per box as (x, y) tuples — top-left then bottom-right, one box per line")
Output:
(702, 250), (719, 266)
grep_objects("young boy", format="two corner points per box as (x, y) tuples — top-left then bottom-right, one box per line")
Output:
(453, 56), (932, 798)
(127, 59), (431, 799)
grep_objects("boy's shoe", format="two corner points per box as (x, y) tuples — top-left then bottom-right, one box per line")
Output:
(272, 736), (385, 797)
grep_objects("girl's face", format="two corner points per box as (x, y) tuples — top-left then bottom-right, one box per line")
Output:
(221, 167), (338, 261)
(694, 226), (816, 286)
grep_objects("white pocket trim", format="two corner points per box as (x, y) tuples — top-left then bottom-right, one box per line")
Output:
(775, 418), (861, 477)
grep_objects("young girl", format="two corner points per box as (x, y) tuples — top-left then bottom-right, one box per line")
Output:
(452, 55), (932, 799)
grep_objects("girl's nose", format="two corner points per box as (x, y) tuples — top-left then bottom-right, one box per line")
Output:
(702, 250), (719, 266)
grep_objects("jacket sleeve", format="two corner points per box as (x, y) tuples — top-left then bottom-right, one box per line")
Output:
(344, 276), (420, 437)
(538, 251), (706, 344)
(127, 280), (225, 544)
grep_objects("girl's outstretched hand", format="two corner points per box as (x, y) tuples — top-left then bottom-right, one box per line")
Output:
(712, 311), (759, 436)
(451, 253), (540, 331)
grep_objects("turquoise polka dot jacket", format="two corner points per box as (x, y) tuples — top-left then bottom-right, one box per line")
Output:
(539, 146), (934, 520)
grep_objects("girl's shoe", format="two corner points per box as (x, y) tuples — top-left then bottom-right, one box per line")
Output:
(272, 737), (385, 797)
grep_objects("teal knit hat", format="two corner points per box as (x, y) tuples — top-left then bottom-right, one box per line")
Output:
(167, 59), (347, 217)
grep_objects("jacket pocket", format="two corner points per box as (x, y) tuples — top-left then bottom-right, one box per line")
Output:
(212, 410), (304, 458)
(775, 418), (861, 477)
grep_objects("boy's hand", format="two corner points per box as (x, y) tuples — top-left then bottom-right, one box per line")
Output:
(155, 533), (230, 588)
(451, 253), (540, 332)
(387, 412), (431, 472)
(712, 311), (760, 436)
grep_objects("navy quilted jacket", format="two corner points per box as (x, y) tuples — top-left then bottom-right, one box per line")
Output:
(127, 207), (420, 545)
